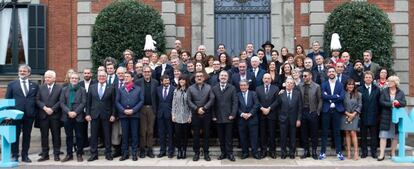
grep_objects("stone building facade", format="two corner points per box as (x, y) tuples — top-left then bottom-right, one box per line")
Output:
(0, 0), (413, 104)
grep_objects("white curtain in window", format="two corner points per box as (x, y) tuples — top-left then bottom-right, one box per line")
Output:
(0, 9), (12, 65)
(18, 8), (28, 64)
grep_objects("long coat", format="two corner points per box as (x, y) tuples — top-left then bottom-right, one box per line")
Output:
(379, 88), (406, 131)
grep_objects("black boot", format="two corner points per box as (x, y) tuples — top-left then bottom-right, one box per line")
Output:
(182, 148), (187, 159)
(112, 145), (122, 158)
(139, 148), (146, 158)
(177, 148), (182, 159)
(311, 149), (318, 160)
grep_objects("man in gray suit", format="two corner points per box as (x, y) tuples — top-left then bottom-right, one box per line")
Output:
(211, 71), (238, 162)
(298, 70), (322, 160)
(187, 71), (214, 161)
(36, 70), (62, 162)
(277, 78), (302, 159)
(363, 50), (380, 76)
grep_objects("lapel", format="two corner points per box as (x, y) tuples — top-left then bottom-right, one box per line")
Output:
(239, 92), (246, 107)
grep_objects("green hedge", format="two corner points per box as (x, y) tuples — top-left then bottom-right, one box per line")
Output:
(91, 0), (165, 69)
(323, 1), (393, 69)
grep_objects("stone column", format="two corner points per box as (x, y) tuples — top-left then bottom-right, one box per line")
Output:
(308, 0), (327, 49)
(161, 0), (177, 50)
(77, 0), (95, 72)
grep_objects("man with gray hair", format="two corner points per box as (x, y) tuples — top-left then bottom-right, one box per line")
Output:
(6, 64), (39, 163)
(37, 70), (63, 162)
(197, 45), (206, 54)
(363, 50), (380, 76)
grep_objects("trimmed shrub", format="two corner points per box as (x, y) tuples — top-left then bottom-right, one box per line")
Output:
(323, 1), (393, 69)
(91, 0), (165, 69)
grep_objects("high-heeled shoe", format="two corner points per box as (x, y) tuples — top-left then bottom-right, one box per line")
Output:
(377, 156), (385, 161)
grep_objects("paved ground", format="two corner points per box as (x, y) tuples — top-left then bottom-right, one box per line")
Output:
(6, 128), (414, 168)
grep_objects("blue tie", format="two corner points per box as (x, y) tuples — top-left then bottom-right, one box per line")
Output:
(98, 85), (104, 99)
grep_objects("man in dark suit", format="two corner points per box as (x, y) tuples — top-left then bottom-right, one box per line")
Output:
(335, 62), (349, 87)
(5, 64), (39, 163)
(85, 71), (116, 161)
(155, 75), (175, 158)
(319, 67), (345, 160)
(277, 78), (302, 159)
(187, 71), (214, 161)
(249, 56), (266, 89)
(135, 66), (159, 158)
(36, 70), (62, 162)
(153, 54), (173, 82)
(207, 60), (221, 87)
(358, 71), (380, 159)
(106, 64), (118, 86)
(340, 52), (353, 76)
(79, 68), (97, 150)
(298, 70), (322, 160)
(312, 55), (327, 85)
(116, 72), (144, 161)
(231, 61), (255, 92)
(256, 73), (279, 159)
(211, 71), (238, 162)
(237, 79), (260, 160)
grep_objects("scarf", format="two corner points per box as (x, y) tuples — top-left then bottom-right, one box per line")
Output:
(125, 82), (134, 92)
(68, 83), (79, 110)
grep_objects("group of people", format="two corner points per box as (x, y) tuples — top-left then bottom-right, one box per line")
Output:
(5, 39), (406, 164)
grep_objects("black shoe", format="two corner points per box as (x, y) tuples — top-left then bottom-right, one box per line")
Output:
(76, 155), (83, 162)
(228, 154), (235, 161)
(54, 155), (60, 161)
(147, 149), (155, 158)
(87, 155), (98, 162)
(218, 154), (227, 160)
(105, 154), (113, 161)
(372, 153), (378, 159)
(61, 155), (73, 162)
(312, 150), (318, 160)
(300, 150), (310, 159)
(182, 150), (187, 159)
(281, 154), (287, 159)
(157, 153), (166, 158)
(204, 154), (211, 161)
(168, 153), (174, 158)
(193, 153), (200, 161)
(22, 156), (32, 163)
(261, 151), (267, 158)
(289, 155), (295, 159)
(177, 150), (182, 159)
(112, 150), (122, 158)
(241, 154), (249, 159)
(132, 155), (138, 161)
(119, 155), (129, 161)
(38, 155), (50, 162)
(269, 152), (277, 159)
(139, 149), (146, 158)
(361, 152), (368, 158)
(377, 156), (385, 161)
(253, 154), (261, 160)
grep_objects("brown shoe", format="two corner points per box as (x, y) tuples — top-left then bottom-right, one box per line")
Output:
(61, 155), (73, 162)
(77, 155), (83, 162)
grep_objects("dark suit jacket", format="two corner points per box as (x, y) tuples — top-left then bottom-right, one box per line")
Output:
(211, 83), (238, 123)
(255, 84), (279, 120)
(237, 91), (259, 125)
(336, 73), (349, 88)
(277, 89), (302, 123)
(358, 84), (381, 126)
(79, 79), (97, 93)
(321, 80), (345, 113)
(231, 71), (255, 91)
(5, 80), (39, 118)
(153, 64), (174, 82)
(36, 84), (62, 120)
(249, 68), (266, 89)
(86, 83), (115, 119)
(207, 70), (221, 87)
(155, 85), (175, 119)
(187, 83), (214, 113)
(312, 66), (328, 85)
(298, 81), (322, 115)
(135, 78), (159, 113)
(60, 86), (87, 122)
(116, 85), (144, 119)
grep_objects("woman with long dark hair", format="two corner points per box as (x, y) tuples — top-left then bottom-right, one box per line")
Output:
(341, 79), (362, 160)
(172, 76), (192, 159)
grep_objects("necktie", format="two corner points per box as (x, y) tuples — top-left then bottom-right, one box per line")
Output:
(338, 74), (341, 83)
(22, 80), (29, 96)
(48, 86), (52, 95)
(98, 85), (104, 99)
(368, 86), (371, 96)
(108, 75), (112, 85)
(163, 87), (168, 99)
(265, 85), (269, 94)
(243, 92), (248, 105)
(318, 65), (322, 72)
(288, 92), (291, 101)
(221, 85), (225, 91)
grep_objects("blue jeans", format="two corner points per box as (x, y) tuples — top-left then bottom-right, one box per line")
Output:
(321, 108), (342, 154)
(120, 118), (139, 156)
